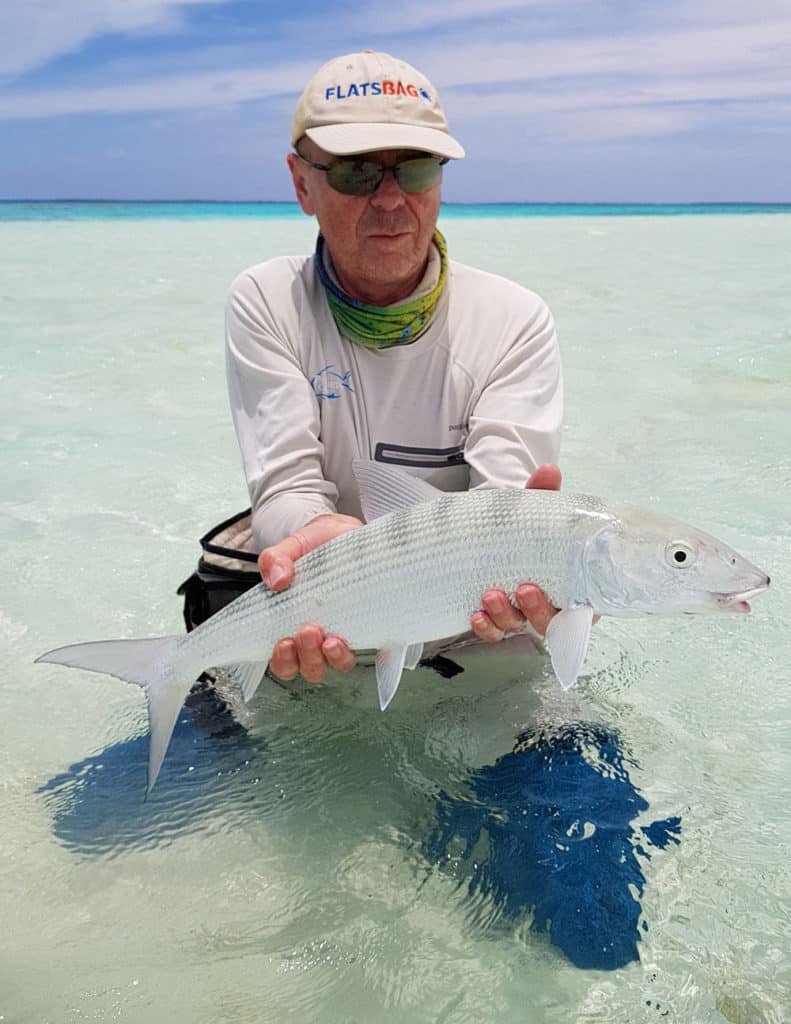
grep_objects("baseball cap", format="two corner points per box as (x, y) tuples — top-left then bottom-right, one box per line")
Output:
(291, 51), (465, 160)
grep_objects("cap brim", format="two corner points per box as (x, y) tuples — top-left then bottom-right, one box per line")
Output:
(305, 123), (465, 160)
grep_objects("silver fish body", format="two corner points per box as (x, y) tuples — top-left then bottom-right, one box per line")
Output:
(185, 487), (592, 670)
(37, 461), (770, 790)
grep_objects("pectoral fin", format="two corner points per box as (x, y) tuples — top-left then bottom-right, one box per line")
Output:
(545, 606), (595, 690)
(375, 644), (415, 711)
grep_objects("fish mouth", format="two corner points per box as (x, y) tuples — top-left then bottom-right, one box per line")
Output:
(716, 579), (771, 612)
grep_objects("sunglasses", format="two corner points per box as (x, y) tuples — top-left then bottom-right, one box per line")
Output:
(294, 151), (448, 196)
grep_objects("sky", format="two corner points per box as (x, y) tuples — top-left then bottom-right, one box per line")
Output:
(1, 0), (790, 203)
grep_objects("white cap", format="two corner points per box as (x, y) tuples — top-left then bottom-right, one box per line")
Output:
(291, 51), (465, 160)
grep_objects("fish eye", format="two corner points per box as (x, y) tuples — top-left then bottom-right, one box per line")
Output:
(666, 541), (696, 568)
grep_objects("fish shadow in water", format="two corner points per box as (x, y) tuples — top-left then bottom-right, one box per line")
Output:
(423, 722), (682, 971)
(37, 683), (267, 855)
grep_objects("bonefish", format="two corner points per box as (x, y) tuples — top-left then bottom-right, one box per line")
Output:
(37, 461), (770, 790)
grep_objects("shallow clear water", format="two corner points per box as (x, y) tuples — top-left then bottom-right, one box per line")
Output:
(1, 211), (789, 1022)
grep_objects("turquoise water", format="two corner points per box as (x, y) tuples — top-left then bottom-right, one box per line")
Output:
(1, 209), (789, 1022)
(1, 200), (790, 221)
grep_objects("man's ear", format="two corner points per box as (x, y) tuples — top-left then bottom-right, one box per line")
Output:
(287, 153), (316, 215)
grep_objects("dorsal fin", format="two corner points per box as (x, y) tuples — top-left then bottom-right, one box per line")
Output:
(352, 459), (442, 522)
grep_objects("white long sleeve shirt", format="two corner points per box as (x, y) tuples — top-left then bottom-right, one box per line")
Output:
(226, 251), (563, 551)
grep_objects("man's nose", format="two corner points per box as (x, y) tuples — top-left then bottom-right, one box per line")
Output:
(370, 168), (406, 209)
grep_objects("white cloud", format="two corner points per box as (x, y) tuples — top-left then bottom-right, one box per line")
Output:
(0, 62), (315, 119)
(0, 0), (233, 78)
(647, 0), (791, 32)
(555, 105), (700, 143)
(416, 19), (791, 89)
(444, 73), (791, 124)
(443, 90), (706, 146)
(0, 5), (788, 144)
(287, 0), (791, 55)
(317, 0), (559, 36)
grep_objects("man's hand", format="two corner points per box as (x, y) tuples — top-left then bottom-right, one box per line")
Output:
(470, 464), (562, 643)
(259, 513), (362, 684)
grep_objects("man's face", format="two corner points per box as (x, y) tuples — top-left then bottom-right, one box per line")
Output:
(287, 139), (443, 306)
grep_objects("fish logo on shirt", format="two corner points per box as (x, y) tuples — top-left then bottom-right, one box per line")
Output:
(310, 365), (354, 400)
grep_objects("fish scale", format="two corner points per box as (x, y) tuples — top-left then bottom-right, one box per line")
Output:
(37, 461), (769, 791)
(186, 488), (587, 671)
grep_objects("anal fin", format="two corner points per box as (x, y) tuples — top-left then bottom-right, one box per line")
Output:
(404, 642), (424, 671)
(375, 644), (414, 711)
(221, 661), (270, 703)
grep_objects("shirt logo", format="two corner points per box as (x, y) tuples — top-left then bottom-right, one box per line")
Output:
(325, 81), (432, 102)
(310, 364), (354, 400)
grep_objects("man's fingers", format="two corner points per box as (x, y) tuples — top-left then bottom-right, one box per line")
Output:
(473, 585), (558, 642)
(481, 588), (525, 634)
(258, 514), (364, 591)
(471, 611), (506, 643)
(295, 623), (328, 684)
(270, 629), (356, 685)
(269, 638), (299, 681)
(258, 527), (321, 589)
(322, 636), (356, 672)
(258, 548), (297, 591)
(526, 464), (562, 491)
(515, 583), (558, 637)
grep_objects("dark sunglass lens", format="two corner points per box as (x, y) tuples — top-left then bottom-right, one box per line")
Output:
(394, 158), (444, 193)
(327, 160), (383, 196)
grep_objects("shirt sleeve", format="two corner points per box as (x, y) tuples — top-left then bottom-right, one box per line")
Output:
(225, 266), (338, 550)
(464, 292), (563, 491)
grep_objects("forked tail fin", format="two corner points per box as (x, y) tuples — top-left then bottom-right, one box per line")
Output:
(36, 636), (194, 792)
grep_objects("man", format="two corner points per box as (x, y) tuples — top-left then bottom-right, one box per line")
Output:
(224, 50), (563, 685)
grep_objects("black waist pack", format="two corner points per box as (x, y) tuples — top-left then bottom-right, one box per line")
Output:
(177, 509), (260, 632)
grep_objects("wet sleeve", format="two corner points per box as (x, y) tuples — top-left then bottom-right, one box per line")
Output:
(464, 294), (563, 490)
(225, 270), (338, 550)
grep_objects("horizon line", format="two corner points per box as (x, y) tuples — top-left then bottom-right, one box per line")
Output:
(2, 198), (791, 207)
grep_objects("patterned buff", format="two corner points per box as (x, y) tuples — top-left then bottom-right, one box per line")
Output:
(315, 229), (449, 349)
